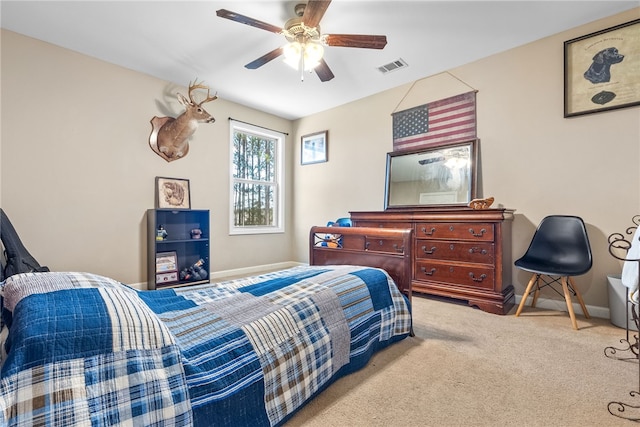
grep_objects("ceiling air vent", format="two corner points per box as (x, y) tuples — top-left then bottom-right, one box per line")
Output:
(377, 58), (408, 74)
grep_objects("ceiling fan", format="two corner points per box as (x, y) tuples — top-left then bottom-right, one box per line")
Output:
(216, 0), (387, 82)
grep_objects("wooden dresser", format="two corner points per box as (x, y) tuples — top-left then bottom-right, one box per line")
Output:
(351, 208), (515, 314)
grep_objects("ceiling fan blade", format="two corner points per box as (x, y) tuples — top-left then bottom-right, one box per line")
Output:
(216, 9), (283, 34)
(314, 59), (335, 82)
(303, 0), (332, 28)
(324, 34), (387, 49)
(245, 47), (284, 69)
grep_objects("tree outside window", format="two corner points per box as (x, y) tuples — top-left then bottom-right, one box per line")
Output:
(229, 121), (284, 234)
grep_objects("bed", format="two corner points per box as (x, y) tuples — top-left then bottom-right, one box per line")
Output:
(0, 226), (413, 426)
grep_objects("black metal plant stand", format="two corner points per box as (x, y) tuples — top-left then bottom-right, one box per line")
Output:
(605, 215), (640, 421)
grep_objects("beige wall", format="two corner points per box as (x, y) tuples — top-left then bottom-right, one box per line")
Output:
(292, 8), (640, 312)
(0, 29), (294, 286)
(1, 8), (639, 312)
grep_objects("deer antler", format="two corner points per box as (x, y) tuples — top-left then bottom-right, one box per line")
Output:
(188, 80), (218, 106)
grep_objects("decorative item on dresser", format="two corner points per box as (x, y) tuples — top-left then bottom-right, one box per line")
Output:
(351, 207), (515, 314)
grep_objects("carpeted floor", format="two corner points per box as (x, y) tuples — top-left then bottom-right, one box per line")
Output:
(286, 295), (639, 426)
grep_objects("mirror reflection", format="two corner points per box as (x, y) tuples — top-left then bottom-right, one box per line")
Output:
(385, 140), (478, 208)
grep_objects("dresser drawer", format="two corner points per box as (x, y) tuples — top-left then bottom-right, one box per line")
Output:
(365, 237), (406, 254)
(414, 260), (495, 290)
(416, 240), (495, 263)
(415, 222), (495, 241)
(355, 221), (413, 230)
(351, 209), (515, 314)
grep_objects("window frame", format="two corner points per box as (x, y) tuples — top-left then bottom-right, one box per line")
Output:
(228, 120), (285, 235)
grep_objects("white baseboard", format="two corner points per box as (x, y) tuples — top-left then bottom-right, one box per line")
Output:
(515, 294), (610, 319)
(130, 270), (611, 322)
(128, 261), (304, 291)
(208, 261), (303, 280)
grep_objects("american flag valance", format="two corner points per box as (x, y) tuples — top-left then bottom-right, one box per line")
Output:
(392, 91), (477, 152)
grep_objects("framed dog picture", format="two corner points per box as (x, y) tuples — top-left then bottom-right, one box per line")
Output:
(564, 19), (640, 118)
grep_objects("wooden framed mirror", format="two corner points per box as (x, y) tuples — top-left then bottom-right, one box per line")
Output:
(384, 139), (478, 209)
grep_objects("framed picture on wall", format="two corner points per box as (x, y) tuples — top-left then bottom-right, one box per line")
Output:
(155, 176), (191, 209)
(301, 131), (328, 165)
(564, 19), (640, 117)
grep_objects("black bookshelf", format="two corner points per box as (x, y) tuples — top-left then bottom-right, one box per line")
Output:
(147, 209), (210, 289)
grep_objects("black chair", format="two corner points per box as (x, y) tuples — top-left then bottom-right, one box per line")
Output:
(514, 215), (592, 330)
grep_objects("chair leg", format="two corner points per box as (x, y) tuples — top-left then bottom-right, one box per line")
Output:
(568, 276), (591, 319)
(531, 281), (541, 308)
(516, 273), (538, 317)
(561, 276), (579, 330)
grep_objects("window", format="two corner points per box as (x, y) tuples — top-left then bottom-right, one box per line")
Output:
(229, 120), (284, 235)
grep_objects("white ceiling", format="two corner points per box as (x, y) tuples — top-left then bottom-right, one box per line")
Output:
(1, 1), (637, 120)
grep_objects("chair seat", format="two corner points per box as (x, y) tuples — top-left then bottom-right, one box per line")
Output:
(514, 256), (591, 277)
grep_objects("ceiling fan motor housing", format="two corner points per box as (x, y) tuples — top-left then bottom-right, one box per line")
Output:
(284, 17), (321, 43)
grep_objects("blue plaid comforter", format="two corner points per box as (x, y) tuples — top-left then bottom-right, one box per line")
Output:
(0, 265), (411, 426)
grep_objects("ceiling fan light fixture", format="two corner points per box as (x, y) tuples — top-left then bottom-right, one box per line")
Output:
(283, 40), (324, 71)
(283, 41), (303, 68)
(303, 42), (324, 69)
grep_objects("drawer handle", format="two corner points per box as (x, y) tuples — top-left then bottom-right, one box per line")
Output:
(393, 244), (404, 253)
(468, 228), (487, 237)
(421, 267), (436, 276)
(468, 247), (488, 255)
(421, 227), (436, 236)
(421, 245), (436, 255)
(469, 272), (487, 282)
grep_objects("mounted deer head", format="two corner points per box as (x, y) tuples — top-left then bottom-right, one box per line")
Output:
(149, 80), (217, 162)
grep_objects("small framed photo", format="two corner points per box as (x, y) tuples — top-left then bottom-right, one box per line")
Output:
(156, 176), (191, 209)
(301, 130), (328, 165)
(156, 251), (178, 273)
(564, 19), (640, 117)
(155, 251), (178, 285)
